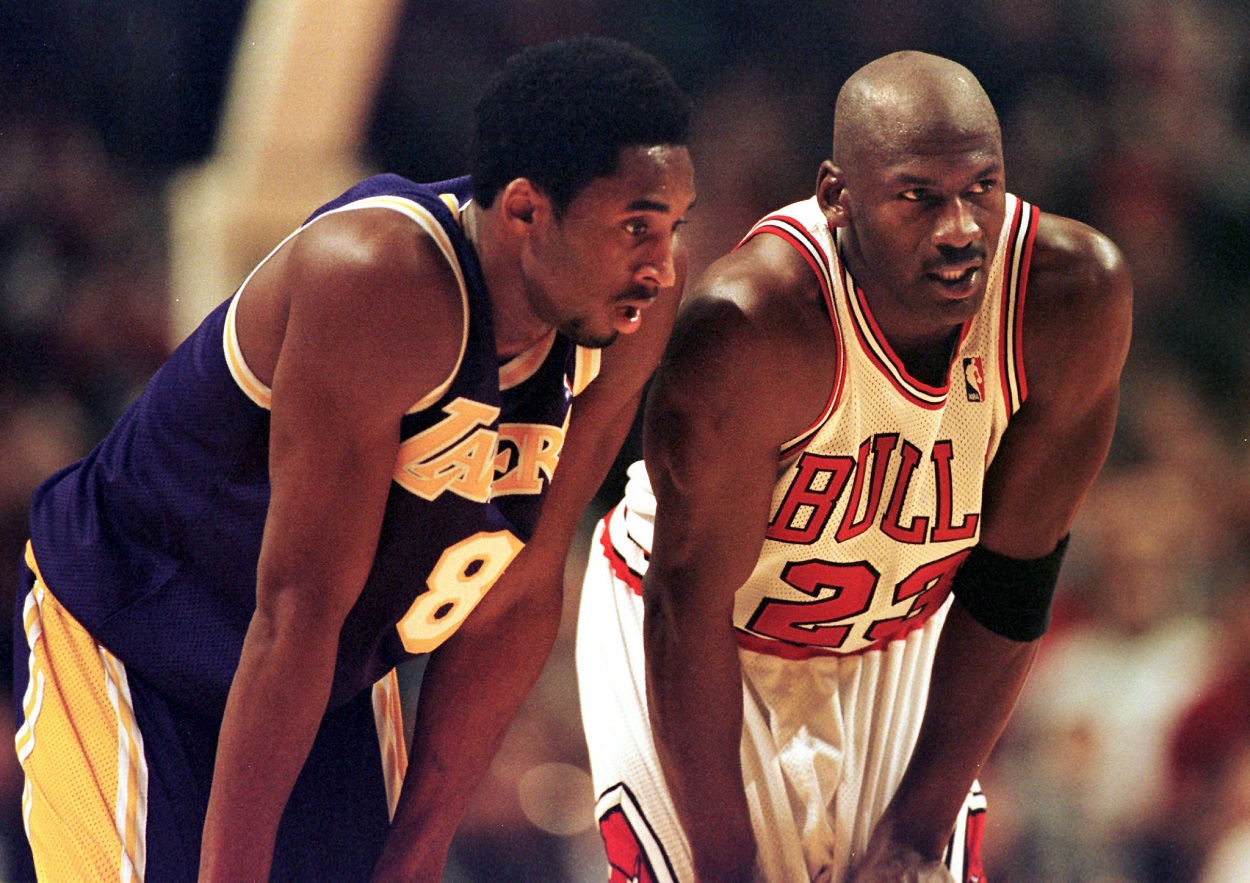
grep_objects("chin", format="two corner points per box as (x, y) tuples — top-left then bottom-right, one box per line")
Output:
(934, 284), (987, 320)
(561, 319), (618, 349)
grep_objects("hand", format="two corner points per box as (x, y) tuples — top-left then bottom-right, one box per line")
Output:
(844, 850), (954, 883)
(844, 827), (955, 883)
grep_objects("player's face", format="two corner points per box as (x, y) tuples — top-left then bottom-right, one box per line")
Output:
(830, 126), (1006, 333)
(522, 145), (696, 349)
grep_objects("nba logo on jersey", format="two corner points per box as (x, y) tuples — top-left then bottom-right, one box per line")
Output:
(963, 357), (985, 402)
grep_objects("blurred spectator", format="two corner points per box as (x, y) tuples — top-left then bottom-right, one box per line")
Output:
(1159, 578), (1250, 881)
(1196, 746), (1250, 883)
(0, 105), (170, 881)
(992, 466), (1218, 881)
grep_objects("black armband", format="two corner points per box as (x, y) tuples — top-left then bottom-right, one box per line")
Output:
(950, 535), (1070, 642)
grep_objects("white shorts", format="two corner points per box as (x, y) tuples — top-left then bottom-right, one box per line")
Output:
(575, 496), (986, 882)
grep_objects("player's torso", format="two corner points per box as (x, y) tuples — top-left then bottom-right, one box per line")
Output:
(242, 175), (602, 702)
(336, 305), (597, 701)
(28, 175), (599, 710)
(733, 194), (1036, 657)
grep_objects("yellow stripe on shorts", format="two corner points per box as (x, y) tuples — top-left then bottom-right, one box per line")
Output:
(17, 543), (149, 883)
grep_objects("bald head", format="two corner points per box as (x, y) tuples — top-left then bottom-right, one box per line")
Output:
(832, 52), (1000, 172)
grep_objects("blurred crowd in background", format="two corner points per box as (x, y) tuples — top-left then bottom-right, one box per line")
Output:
(2, 1), (1249, 880)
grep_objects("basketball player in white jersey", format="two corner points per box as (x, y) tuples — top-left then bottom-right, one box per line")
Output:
(576, 51), (1132, 882)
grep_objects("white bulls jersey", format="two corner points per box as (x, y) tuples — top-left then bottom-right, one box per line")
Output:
(732, 192), (1037, 657)
(577, 193), (1038, 883)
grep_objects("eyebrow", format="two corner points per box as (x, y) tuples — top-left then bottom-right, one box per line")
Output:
(626, 196), (698, 214)
(889, 162), (1003, 187)
(626, 198), (674, 213)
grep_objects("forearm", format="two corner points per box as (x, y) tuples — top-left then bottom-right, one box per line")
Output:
(200, 617), (338, 882)
(878, 598), (1038, 858)
(645, 605), (756, 881)
(372, 385), (645, 878)
(371, 576), (563, 881)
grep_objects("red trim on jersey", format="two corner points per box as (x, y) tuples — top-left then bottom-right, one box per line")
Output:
(964, 807), (987, 883)
(996, 199), (1024, 414)
(996, 199), (1037, 414)
(599, 507), (645, 596)
(737, 217), (829, 291)
(1013, 204), (1039, 405)
(738, 215), (846, 460)
(835, 245), (962, 411)
(733, 604), (942, 660)
(995, 201), (1025, 415)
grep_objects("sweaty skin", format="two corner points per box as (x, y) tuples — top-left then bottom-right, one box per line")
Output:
(641, 51), (1130, 882)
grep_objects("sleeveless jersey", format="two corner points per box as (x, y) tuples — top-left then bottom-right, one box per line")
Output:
(27, 174), (602, 714)
(579, 196), (1034, 882)
(606, 193), (1037, 656)
(731, 193), (1037, 656)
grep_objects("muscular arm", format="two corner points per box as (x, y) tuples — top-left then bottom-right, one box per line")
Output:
(642, 238), (834, 881)
(369, 260), (685, 881)
(199, 210), (464, 882)
(852, 215), (1133, 877)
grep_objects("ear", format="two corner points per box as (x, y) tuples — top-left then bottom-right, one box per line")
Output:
(816, 161), (849, 228)
(499, 178), (553, 232)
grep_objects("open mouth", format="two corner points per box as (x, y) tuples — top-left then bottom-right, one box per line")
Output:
(612, 286), (657, 332)
(927, 264), (980, 295)
(612, 303), (644, 333)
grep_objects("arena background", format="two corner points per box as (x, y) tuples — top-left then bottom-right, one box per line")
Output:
(2, 1), (1249, 880)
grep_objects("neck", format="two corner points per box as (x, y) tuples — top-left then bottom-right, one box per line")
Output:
(837, 236), (961, 386)
(893, 327), (961, 387)
(464, 201), (556, 359)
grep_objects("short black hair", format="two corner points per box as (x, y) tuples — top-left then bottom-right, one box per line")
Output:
(471, 37), (692, 213)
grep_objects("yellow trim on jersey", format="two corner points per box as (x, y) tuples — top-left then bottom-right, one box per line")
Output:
(23, 540), (41, 582)
(571, 346), (602, 396)
(500, 330), (557, 391)
(371, 671), (409, 822)
(17, 544), (148, 883)
(222, 194), (473, 415)
(224, 292), (272, 408)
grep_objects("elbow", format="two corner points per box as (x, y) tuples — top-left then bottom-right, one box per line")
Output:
(641, 567), (687, 655)
(641, 586), (672, 666)
(250, 565), (358, 668)
(641, 564), (731, 664)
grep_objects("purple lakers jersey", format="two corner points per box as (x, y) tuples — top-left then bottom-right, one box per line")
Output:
(27, 174), (601, 715)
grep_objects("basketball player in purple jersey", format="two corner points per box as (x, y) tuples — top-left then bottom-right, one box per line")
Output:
(15, 38), (694, 881)
(576, 51), (1131, 881)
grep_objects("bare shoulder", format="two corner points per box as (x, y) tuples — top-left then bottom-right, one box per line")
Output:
(1022, 212), (1133, 403)
(1028, 213), (1132, 338)
(240, 206), (465, 410)
(648, 231), (836, 460)
(977, 213), (1133, 554)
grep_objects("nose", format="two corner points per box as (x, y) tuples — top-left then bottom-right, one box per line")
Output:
(635, 234), (678, 290)
(932, 197), (981, 250)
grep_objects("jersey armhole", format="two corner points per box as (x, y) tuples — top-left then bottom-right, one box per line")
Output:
(570, 346), (602, 397)
(997, 197), (1039, 416)
(222, 196), (472, 414)
(739, 215), (846, 458)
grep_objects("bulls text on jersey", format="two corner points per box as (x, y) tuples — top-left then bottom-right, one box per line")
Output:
(766, 433), (979, 547)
